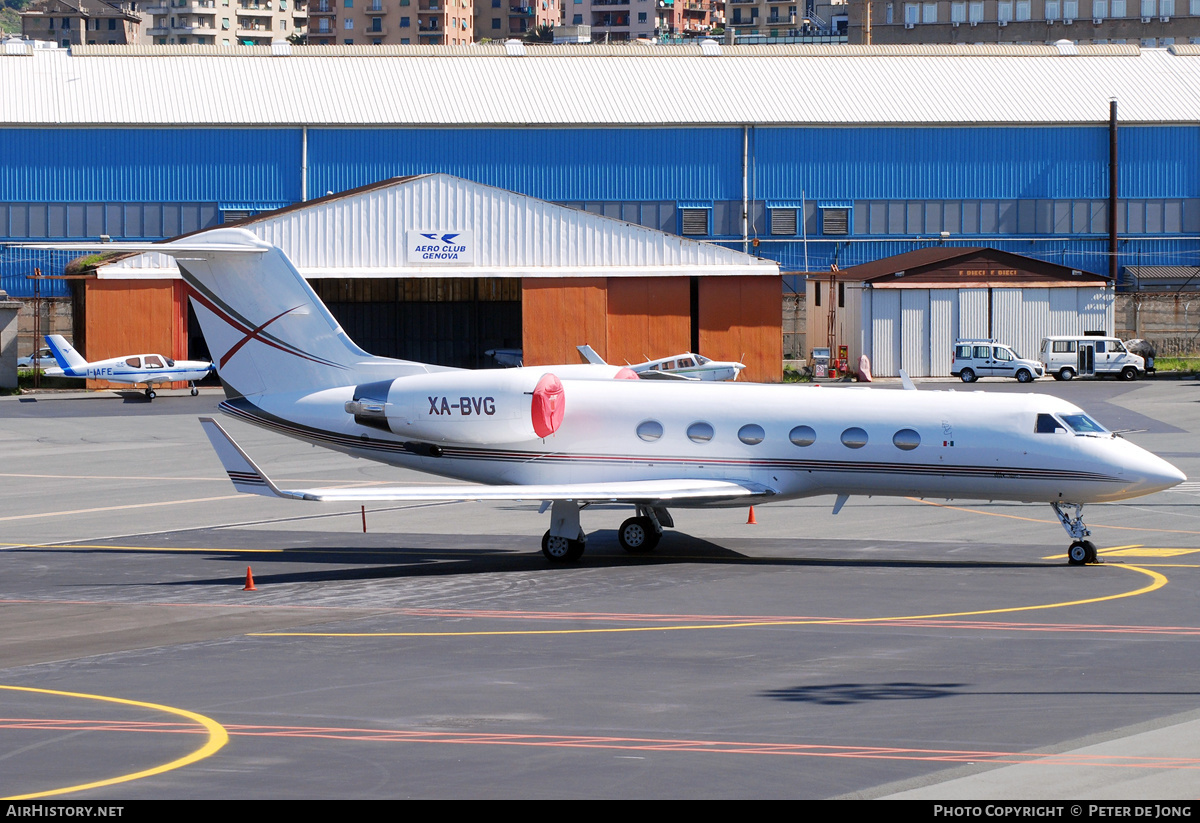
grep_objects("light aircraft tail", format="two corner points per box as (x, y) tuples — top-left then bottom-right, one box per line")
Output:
(173, 228), (445, 399)
(577, 344), (606, 365)
(44, 334), (87, 372)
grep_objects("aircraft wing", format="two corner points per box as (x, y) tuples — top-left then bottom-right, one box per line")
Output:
(200, 418), (772, 505)
(633, 370), (699, 381)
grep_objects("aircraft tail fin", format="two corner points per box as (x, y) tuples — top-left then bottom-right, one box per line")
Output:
(44, 334), (87, 372)
(166, 229), (440, 399)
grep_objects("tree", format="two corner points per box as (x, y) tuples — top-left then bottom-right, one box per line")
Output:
(523, 23), (554, 44)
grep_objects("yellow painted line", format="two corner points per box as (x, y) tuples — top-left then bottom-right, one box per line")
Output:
(0, 495), (245, 523)
(254, 564), (1167, 638)
(0, 685), (228, 800)
(912, 498), (1200, 537)
(0, 541), (286, 554)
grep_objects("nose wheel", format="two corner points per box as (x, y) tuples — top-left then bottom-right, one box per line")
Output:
(1068, 540), (1098, 566)
(1052, 502), (1102, 565)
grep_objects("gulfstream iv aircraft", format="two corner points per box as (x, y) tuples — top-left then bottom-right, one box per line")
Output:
(44, 334), (214, 400)
(39, 229), (1185, 564)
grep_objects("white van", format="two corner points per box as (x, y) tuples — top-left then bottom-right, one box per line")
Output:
(952, 340), (1044, 383)
(1039, 336), (1145, 381)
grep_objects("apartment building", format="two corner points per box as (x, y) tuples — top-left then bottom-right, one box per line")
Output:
(562, 0), (655, 40)
(20, 0), (143, 46)
(308, 0), (472, 44)
(727, 0), (849, 39)
(656, 0), (722, 37)
(849, 0), (1200, 43)
(474, 0), (557, 40)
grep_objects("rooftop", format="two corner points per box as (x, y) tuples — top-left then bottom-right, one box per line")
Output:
(2, 42), (1198, 127)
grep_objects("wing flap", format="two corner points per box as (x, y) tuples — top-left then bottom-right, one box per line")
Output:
(200, 417), (772, 505)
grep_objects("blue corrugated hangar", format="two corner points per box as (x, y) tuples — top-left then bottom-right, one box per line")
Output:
(2, 39), (1199, 366)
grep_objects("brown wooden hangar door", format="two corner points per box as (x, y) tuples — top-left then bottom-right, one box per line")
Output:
(311, 278), (523, 369)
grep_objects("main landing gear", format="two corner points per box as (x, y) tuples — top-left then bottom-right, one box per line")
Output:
(1052, 502), (1100, 565)
(540, 501), (672, 563)
(144, 387), (157, 400)
(617, 506), (670, 554)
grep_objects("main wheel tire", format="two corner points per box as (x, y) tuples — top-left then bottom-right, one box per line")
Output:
(1058, 368), (1075, 381)
(1016, 369), (1033, 383)
(541, 531), (584, 562)
(1121, 367), (1138, 381)
(147, 389), (156, 400)
(1082, 540), (1098, 564)
(960, 368), (976, 383)
(618, 517), (660, 554)
(191, 387), (199, 396)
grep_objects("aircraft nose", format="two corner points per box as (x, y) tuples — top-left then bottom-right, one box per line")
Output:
(1130, 450), (1187, 495)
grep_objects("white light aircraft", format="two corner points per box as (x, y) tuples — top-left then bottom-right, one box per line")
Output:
(577, 344), (745, 381)
(33, 229), (1185, 566)
(43, 334), (214, 400)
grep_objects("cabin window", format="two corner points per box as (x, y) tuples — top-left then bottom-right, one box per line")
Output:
(955, 345), (972, 359)
(993, 347), (1013, 362)
(738, 424), (765, 445)
(841, 427), (868, 448)
(1052, 340), (1076, 353)
(687, 422), (714, 444)
(636, 420), (664, 442)
(1036, 414), (1067, 433)
(893, 429), (920, 450)
(789, 425), (816, 447)
(677, 357), (695, 369)
(144, 355), (164, 368)
(973, 346), (990, 359)
(125, 357), (141, 368)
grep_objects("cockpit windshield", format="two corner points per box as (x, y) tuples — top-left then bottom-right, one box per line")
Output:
(1036, 412), (1109, 436)
(1060, 413), (1108, 435)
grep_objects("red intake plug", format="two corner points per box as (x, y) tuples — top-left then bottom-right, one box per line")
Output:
(531, 373), (565, 438)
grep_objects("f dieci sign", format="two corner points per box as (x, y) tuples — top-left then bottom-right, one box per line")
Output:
(406, 231), (474, 264)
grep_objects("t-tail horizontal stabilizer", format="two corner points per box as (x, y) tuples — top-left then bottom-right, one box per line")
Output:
(199, 417), (773, 506)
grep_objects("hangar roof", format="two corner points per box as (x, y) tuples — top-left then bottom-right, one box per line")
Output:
(825, 246), (1111, 289)
(3, 42), (1200, 126)
(94, 173), (779, 279)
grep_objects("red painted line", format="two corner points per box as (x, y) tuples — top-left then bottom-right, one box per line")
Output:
(3, 718), (1199, 769)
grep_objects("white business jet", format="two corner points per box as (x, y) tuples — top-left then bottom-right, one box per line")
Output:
(577, 344), (745, 381)
(32, 229), (1184, 566)
(43, 334), (214, 400)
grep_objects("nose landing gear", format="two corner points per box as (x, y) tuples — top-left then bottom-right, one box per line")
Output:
(1052, 502), (1101, 565)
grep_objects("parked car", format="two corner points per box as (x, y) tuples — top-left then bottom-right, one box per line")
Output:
(16, 347), (56, 372)
(952, 340), (1044, 383)
(1039, 335), (1145, 381)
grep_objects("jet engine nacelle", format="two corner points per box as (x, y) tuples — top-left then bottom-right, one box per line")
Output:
(345, 369), (566, 445)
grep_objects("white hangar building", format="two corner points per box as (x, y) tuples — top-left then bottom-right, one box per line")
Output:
(806, 247), (1113, 378)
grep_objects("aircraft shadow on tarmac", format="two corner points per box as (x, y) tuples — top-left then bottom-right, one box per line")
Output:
(33, 531), (1063, 587)
(762, 682), (968, 705)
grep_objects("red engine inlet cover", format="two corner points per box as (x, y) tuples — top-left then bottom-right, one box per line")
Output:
(531, 373), (565, 438)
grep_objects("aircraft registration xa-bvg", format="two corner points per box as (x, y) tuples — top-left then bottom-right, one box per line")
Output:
(34, 229), (1185, 565)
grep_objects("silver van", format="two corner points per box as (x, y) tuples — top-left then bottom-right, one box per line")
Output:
(952, 340), (1045, 383)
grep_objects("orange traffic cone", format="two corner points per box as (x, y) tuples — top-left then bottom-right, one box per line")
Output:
(746, 506), (757, 525)
(243, 566), (257, 591)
